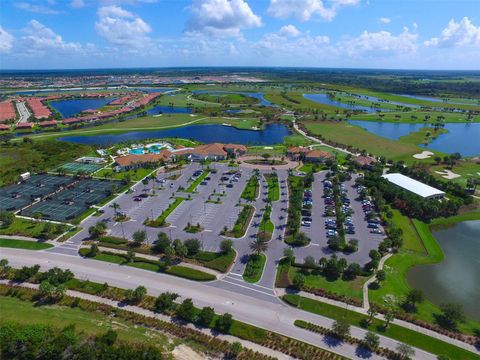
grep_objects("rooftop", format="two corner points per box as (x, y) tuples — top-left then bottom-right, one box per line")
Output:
(382, 173), (445, 199)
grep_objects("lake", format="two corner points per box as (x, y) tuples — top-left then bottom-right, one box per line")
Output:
(303, 93), (381, 113)
(146, 106), (192, 115)
(49, 98), (116, 118)
(193, 90), (272, 106)
(348, 120), (480, 156)
(58, 123), (291, 146)
(408, 221), (480, 320)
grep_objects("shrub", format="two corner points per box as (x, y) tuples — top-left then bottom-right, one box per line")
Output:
(215, 313), (233, 333)
(184, 238), (201, 256)
(198, 306), (215, 327)
(176, 298), (196, 322)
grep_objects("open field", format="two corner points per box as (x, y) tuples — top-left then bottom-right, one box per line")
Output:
(350, 110), (480, 123)
(0, 296), (171, 347)
(303, 121), (433, 162)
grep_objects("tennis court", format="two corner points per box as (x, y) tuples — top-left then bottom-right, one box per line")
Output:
(21, 178), (121, 222)
(55, 162), (103, 174)
(0, 174), (75, 211)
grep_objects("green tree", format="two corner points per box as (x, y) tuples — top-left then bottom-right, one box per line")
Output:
(249, 237), (267, 255)
(184, 238), (201, 256)
(220, 239), (233, 253)
(396, 343), (415, 360)
(198, 306), (215, 327)
(215, 313), (233, 333)
(367, 307), (377, 325)
(363, 331), (380, 350)
(153, 232), (171, 253)
(154, 292), (178, 313)
(230, 341), (243, 357)
(0, 211), (14, 228)
(404, 289), (424, 312)
(124, 286), (147, 304)
(293, 272), (305, 289)
(132, 230), (146, 247)
(437, 303), (465, 330)
(177, 298), (196, 322)
(332, 319), (350, 339)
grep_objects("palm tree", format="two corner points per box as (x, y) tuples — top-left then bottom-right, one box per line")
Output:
(110, 202), (121, 217)
(250, 237), (268, 255)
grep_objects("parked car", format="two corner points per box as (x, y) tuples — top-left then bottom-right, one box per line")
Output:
(370, 228), (383, 234)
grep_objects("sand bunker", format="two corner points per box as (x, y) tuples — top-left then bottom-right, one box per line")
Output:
(435, 169), (461, 180)
(413, 151), (434, 159)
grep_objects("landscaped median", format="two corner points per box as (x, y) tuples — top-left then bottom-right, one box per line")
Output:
(94, 235), (235, 273)
(186, 170), (210, 193)
(223, 205), (254, 238)
(144, 197), (185, 227)
(241, 175), (259, 201)
(0, 238), (53, 250)
(257, 205), (274, 242)
(283, 294), (479, 360)
(243, 253), (266, 283)
(79, 249), (216, 282)
(264, 173), (280, 202)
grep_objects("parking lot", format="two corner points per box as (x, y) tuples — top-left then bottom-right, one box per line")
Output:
(295, 172), (385, 266)
(99, 163), (256, 251)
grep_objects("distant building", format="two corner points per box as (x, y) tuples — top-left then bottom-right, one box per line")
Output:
(304, 149), (333, 163)
(76, 156), (106, 164)
(114, 151), (171, 171)
(189, 143), (228, 161)
(38, 120), (57, 128)
(382, 173), (445, 200)
(287, 146), (307, 161)
(354, 155), (377, 168)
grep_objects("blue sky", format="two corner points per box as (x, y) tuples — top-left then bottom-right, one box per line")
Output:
(0, 0), (479, 70)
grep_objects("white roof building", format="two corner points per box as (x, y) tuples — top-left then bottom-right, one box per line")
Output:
(382, 173), (445, 200)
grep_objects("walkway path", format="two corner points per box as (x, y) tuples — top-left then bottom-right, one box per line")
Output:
(363, 253), (393, 310)
(0, 280), (292, 360)
(2, 248), (439, 360)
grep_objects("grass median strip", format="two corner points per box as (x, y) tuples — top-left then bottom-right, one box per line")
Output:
(264, 173), (280, 202)
(283, 294), (478, 360)
(186, 170), (210, 193)
(144, 197), (185, 227)
(241, 175), (259, 201)
(0, 238), (53, 250)
(85, 250), (216, 281)
(224, 205), (254, 238)
(243, 254), (266, 283)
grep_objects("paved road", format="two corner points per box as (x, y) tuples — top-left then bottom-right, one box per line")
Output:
(15, 101), (31, 123)
(3, 248), (438, 360)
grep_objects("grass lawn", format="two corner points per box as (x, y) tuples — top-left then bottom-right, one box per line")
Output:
(264, 173), (280, 202)
(0, 217), (68, 239)
(390, 209), (426, 254)
(428, 160), (480, 187)
(257, 206), (274, 242)
(95, 167), (153, 182)
(303, 121), (434, 163)
(243, 254), (266, 283)
(241, 175), (259, 201)
(186, 170), (210, 192)
(287, 266), (366, 301)
(90, 251), (215, 281)
(0, 238), (53, 250)
(194, 250), (236, 273)
(284, 294), (479, 360)
(0, 296), (170, 347)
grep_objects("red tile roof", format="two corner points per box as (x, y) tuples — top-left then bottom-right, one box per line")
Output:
(115, 151), (171, 167)
(0, 101), (15, 122)
(305, 150), (333, 159)
(16, 122), (34, 129)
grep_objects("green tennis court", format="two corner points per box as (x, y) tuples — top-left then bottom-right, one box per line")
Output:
(55, 162), (103, 174)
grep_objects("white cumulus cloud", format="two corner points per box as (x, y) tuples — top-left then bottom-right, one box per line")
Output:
(425, 17), (480, 48)
(342, 27), (418, 56)
(22, 20), (83, 54)
(279, 25), (301, 37)
(95, 5), (152, 47)
(378, 17), (391, 24)
(186, 0), (262, 38)
(0, 25), (14, 54)
(267, 0), (360, 22)
(14, 2), (61, 14)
